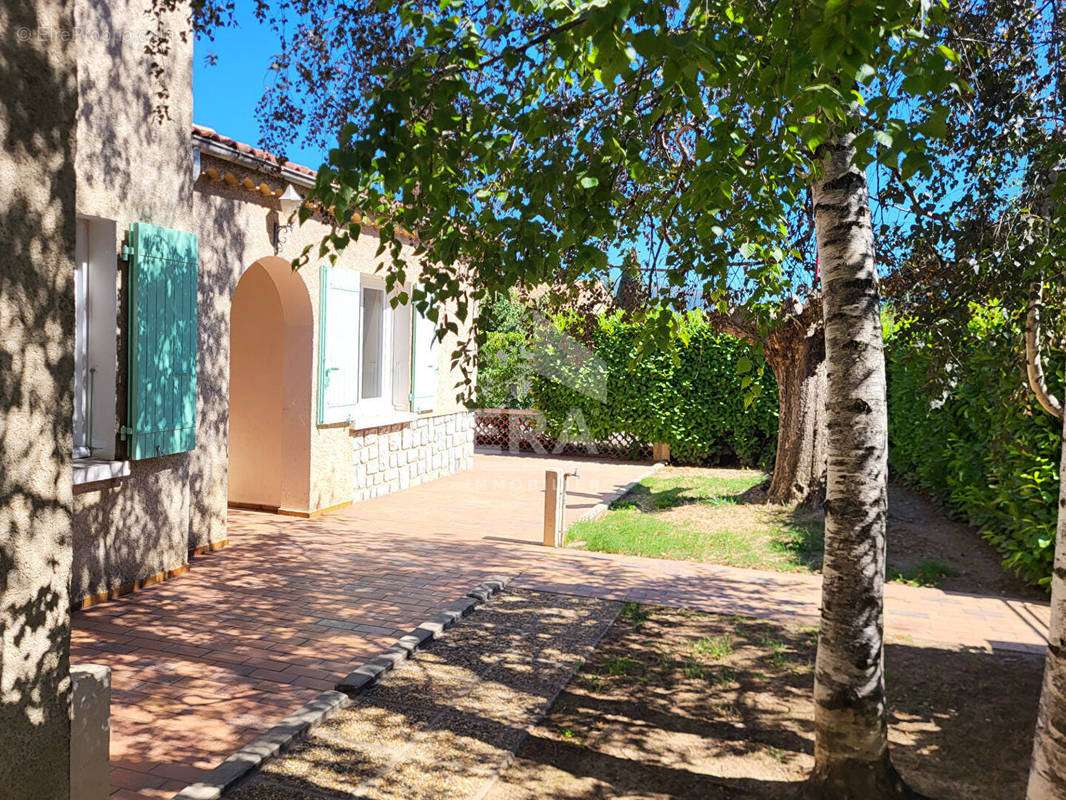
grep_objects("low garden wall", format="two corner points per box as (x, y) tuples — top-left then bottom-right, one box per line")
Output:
(473, 408), (653, 459)
(350, 411), (474, 502)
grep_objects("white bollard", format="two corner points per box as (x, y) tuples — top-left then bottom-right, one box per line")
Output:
(70, 664), (110, 800)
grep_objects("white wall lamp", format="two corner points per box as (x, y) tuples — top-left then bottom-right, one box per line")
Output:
(273, 183), (302, 254)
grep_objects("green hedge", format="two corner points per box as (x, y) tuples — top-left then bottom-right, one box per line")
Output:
(886, 306), (1063, 587)
(475, 330), (535, 409)
(528, 312), (779, 467)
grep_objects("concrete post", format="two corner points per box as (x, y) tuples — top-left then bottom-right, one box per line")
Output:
(543, 469), (564, 547)
(70, 666), (111, 800)
(0, 1), (78, 797)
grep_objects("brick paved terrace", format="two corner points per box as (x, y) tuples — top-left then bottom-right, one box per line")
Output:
(70, 453), (652, 798)
(70, 453), (1051, 799)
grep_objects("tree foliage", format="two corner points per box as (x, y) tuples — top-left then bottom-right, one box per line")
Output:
(882, 0), (1066, 350)
(280, 0), (961, 366)
(887, 306), (1064, 586)
(530, 311), (779, 466)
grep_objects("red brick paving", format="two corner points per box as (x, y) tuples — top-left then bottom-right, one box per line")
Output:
(70, 453), (1050, 798)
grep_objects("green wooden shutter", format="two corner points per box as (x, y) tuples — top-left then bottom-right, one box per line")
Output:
(126, 222), (198, 459)
(317, 265), (361, 424)
(410, 296), (438, 413)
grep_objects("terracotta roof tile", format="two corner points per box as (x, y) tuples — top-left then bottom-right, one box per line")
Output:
(191, 124), (317, 178)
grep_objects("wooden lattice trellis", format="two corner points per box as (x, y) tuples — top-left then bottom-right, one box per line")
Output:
(474, 408), (652, 460)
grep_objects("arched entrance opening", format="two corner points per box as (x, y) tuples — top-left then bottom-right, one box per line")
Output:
(228, 257), (313, 512)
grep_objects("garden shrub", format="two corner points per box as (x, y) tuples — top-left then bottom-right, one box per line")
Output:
(475, 330), (535, 409)
(528, 312), (779, 467)
(886, 306), (1063, 586)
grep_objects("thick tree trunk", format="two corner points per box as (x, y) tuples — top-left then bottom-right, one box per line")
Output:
(765, 303), (827, 506)
(708, 298), (828, 507)
(803, 134), (917, 799)
(1026, 407), (1066, 800)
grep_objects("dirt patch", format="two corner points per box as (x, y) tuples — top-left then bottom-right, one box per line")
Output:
(485, 604), (1043, 800)
(225, 589), (619, 800)
(574, 465), (1045, 598)
(886, 483), (1044, 600)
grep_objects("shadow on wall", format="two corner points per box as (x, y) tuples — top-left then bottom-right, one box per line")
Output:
(71, 194), (257, 600)
(188, 192), (253, 553)
(73, 0), (192, 224)
(0, 0), (78, 797)
(69, 0), (206, 604)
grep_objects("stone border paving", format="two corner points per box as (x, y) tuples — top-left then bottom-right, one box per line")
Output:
(172, 577), (511, 800)
(218, 586), (620, 800)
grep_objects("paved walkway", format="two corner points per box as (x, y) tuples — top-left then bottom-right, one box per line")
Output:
(70, 453), (1051, 799)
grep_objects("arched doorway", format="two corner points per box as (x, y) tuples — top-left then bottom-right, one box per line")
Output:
(228, 257), (313, 512)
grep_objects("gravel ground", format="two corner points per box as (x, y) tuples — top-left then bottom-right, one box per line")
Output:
(225, 589), (621, 800)
(483, 603), (1042, 800)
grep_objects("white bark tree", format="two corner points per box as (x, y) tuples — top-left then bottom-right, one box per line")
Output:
(1025, 280), (1066, 799)
(803, 133), (916, 798)
(1028, 410), (1066, 799)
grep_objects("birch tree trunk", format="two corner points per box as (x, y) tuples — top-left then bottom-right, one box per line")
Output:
(1028, 411), (1066, 798)
(803, 133), (916, 798)
(1026, 365), (1066, 800)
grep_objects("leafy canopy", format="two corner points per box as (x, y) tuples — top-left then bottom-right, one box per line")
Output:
(294, 0), (963, 352)
(882, 0), (1066, 360)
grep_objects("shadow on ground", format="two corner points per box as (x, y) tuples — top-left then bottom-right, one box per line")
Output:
(485, 604), (1042, 800)
(224, 594), (1040, 800)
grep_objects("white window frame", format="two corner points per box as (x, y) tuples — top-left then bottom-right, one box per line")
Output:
(74, 216), (119, 462)
(357, 277), (391, 416)
(390, 285), (414, 413)
(347, 276), (416, 427)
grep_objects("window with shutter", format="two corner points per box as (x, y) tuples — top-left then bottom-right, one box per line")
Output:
(410, 298), (439, 413)
(317, 265), (361, 424)
(125, 222), (198, 459)
(390, 292), (413, 412)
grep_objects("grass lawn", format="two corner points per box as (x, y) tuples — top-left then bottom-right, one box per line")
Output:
(565, 467), (825, 573)
(485, 603), (1041, 800)
(563, 466), (1001, 590)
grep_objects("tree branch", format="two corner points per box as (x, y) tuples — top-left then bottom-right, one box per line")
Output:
(1025, 279), (1063, 419)
(476, 17), (587, 71)
(706, 307), (765, 346)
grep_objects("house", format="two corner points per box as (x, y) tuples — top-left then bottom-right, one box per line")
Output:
(0, 0), (480, 791)
(69, 0), (474, 609)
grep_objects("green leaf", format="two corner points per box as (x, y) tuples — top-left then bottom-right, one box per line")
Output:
(936, 44), (959, 63)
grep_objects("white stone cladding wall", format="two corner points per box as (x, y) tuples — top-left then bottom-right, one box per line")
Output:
(351, 411), (474, 502)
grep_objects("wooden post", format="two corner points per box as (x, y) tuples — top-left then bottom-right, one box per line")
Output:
(543, 469), (563, 546)
(653, 442), (671, 462)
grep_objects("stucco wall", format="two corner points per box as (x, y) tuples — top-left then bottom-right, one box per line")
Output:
(192, 153), (474, 522)
(228, 264), (284, 506)
(71, 0), (196, 602)
(0, 0), (78, 794)
(68, 4), (475, 604)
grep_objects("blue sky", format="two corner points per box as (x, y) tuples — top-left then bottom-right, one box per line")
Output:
(194, 13), (329, 169)
(191, 5), (924, 293)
